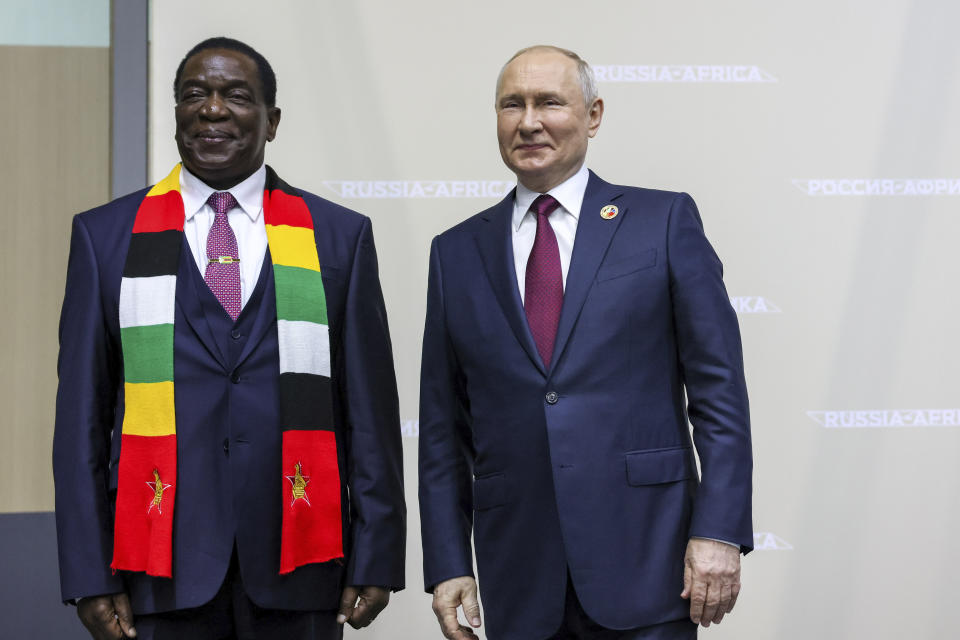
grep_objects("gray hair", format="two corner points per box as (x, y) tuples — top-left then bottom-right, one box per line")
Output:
(495, 45), (599, 108)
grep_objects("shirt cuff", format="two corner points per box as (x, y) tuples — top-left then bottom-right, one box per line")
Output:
(691, 536), (740, 549)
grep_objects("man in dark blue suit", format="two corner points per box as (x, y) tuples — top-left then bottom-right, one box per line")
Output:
(54, 38), (405, 640)
(419, 45), (753, 639)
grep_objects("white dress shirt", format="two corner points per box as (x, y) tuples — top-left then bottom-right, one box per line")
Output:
(180, 164), (268, 309)
(512, 164), (590, 302)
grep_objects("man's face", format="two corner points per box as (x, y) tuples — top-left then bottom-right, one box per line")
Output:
(496, 49), (603, 193)
(174, 48), (280, 189)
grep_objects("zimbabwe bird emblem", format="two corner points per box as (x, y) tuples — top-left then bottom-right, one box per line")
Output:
(146, 469), (172, 514)
(285, 461), (312, 507)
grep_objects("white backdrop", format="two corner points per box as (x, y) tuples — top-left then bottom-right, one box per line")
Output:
(150, 1), (960, 638)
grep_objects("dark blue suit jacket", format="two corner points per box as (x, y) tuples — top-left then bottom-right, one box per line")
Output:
(54, 180), (405, 613)
(419, 172), (752, 639)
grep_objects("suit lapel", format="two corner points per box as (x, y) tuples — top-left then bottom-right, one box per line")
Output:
(234, 253), (275, 368)
(176, 237), (228, 370)
(474, 193), (546, 376)
(551, 172), (626, 369)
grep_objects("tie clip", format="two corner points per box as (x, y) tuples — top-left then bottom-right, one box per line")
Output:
(209, 256), (240, 265)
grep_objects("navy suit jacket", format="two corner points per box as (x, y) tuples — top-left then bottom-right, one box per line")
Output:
(54, 177), (405, 613)
(419, 172), (752, 639)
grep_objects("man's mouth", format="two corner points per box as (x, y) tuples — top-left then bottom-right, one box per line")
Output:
(194, 130), (233, 143)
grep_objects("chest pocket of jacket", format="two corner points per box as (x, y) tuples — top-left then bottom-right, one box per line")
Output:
(597, 248), (657, 282)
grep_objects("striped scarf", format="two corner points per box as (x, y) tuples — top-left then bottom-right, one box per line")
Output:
(111, 164), (342, 577)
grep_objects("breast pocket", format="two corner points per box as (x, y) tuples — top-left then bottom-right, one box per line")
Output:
(319, 265), (343, 284)
(597, 248), (657, 282)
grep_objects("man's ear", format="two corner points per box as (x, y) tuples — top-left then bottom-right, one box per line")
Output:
(587, 98), (604, 138)
(266, 107), (282, 142)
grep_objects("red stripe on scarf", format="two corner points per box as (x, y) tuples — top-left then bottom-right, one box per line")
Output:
(111, 434), (177, 577)
(280, 430), (343, 574)
(263, 189), (313, 228)
(132, 191), (185, 233)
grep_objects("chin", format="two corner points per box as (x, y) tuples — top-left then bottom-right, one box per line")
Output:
(515, 164), (554, 182)
(511, 159), (550, 175)
(190, 155), (234, 171)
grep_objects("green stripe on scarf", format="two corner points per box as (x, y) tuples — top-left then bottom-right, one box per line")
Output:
(119, 325), (175, 383)
(274, 265), (328, 324)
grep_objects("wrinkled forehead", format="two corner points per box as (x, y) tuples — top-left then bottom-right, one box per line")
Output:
(180, 48), (260, 89)
(499, 50), (580, 95)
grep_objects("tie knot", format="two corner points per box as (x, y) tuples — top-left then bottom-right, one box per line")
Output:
(531, 194), (560, 218)
(207, 191), (239, 216)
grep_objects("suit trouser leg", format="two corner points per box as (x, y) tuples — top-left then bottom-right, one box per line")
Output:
(546, 573), (697, 640)
(135, 548), (342, 640)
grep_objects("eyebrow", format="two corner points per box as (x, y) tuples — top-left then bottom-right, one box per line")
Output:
(497, 91), (565, 106)
(179, 78), (255, 92)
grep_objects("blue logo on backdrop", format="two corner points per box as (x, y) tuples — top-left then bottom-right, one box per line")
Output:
(730, 296), (781, 314)
(753, 532), (793, 550)
(401, 420), (420, 438)
(807, 409), (960, 428)
(323, 181), (514, 199)
(792, 179), (960, 196)
(594, 65), (777, 83)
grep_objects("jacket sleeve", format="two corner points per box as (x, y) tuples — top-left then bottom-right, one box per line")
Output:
(665, 193), (754, 553)
(340, 217), (406, 589)
(418, 236), (476, 591)
(53, 214), (125, 601)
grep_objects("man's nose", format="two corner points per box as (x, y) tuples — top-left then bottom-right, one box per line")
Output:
(518, 105), (542, 133)
(199, 92), (229, 119)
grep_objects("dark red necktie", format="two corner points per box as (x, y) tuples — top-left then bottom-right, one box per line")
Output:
(204, 191), (241, 320)
(524, 194), (563, 369)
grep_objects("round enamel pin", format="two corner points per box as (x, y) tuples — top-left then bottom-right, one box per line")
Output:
(600, 204), (619, 219)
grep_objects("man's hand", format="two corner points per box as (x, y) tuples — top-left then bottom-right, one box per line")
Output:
(337, 585), (390, 629)
(77, 592), (136, 639)
(431, 576), (481, 640)
(680, 538), (741, 627)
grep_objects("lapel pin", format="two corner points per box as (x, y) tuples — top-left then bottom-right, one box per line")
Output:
(600, 204), (619, 220)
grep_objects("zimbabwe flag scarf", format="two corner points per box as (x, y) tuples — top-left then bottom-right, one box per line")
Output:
(112, 164), (342, 577)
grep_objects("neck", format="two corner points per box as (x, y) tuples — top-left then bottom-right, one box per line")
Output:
(183, 161), (263, 191)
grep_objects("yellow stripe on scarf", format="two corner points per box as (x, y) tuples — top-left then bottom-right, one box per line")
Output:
(146, 164), (182, 198)
(265, 225), (321, 271)
(123, 381), (176, 436)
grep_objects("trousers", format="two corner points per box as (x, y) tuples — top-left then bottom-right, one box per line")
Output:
(546, 575), (697, 640)
(134, 547), (341, 640)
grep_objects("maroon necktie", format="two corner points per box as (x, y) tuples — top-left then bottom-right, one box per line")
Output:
(204, 191), (241, 320)
(524, 194), (563, 369)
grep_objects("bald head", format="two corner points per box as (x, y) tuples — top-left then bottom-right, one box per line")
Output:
(495, 45), (598, 109)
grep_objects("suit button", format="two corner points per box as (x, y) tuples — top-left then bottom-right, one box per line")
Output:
(230, 372), (241, 384)
(222, 438), (229, 455)
(230, 329), (242, 340)
(545, 391), (559, 404)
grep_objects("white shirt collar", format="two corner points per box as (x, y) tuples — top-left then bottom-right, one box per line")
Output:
(513, 163), (590, 230)
(180, 164), (267, 222)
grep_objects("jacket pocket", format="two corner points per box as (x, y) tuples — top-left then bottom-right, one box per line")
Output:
(473, 472), (507, 511)
(597, 248), (657, 282)
(625, 445), (694, 486)
(319, 265), (344, 283)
